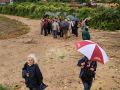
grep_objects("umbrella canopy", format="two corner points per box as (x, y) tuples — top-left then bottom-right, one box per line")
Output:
(60, 21), (69, 28)
(66, 15), (75, 20)
(72, 17), (79, 21)
(76, 40), (109, 64)
(81, 17), (90, 26)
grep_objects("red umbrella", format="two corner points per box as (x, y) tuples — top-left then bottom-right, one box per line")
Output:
(76, 40), (109, 64)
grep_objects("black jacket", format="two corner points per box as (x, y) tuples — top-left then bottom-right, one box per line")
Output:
(77, 56), (97, 81)
(22, 63), (43, 88)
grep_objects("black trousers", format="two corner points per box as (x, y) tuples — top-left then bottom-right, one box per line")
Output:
(60, 29), (63, 37)
(74, 28), (78, 37)
(29, 87), (38, 90)
(43, 28), (48, 36)
(47, 27), (52, 34)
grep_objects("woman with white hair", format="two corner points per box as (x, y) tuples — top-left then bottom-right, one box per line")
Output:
(22, 54), (46, 90)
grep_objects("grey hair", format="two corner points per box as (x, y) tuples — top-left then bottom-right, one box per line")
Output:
(27, 53), (38, 64)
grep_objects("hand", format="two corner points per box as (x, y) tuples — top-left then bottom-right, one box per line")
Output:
(87, 64), (90, 67)
(90, 68), (94, 71)
(26, 73), (29, 77)
(81, 62), (85, 66)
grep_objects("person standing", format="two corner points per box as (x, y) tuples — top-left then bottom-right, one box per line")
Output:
(81, 18), (89, 31)
(71, 20), (75, 34)
(74, 21), (79, 37)
(47, 19), (52, 34)
(43, 19), (48, 36)
(77, 56), (97, 90)
(40, 19), (44, 35)
(22, 54), (47, 90)
(52, 19), (59, 38)
(82, 28), (91, 40)
(59, 19), (64, 37)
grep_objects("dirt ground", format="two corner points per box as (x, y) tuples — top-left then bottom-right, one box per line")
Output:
(0, 14), (120, 90)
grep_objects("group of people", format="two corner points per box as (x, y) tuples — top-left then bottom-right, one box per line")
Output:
(40, 15), (91, 40)
(22, 16), (96, 90)
(40, 16), (81, 39)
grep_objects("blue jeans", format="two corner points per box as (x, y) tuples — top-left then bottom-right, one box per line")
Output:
(52, 30), (57, 38)
(82, 79), (93, 90)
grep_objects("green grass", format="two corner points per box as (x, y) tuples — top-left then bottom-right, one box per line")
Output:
(0, 85), (8, 90)
(0, 16), (29, 39)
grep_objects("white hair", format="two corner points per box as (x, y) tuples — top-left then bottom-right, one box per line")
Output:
(27, 53), (38, 64)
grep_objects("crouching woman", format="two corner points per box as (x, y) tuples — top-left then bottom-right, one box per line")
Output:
(22, 54), (45, 90)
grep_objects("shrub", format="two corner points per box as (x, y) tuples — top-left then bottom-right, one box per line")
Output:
(77, 7), (95, 20)
(89, 7), (120, 30)
(0, 2), (119, 30)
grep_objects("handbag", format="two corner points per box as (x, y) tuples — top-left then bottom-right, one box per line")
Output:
(39, 82), (48, 90)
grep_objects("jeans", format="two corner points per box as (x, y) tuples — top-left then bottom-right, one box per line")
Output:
(82, 79), (93, 90)
(52, 30), (57, 38)
(44, 28), (48, 36)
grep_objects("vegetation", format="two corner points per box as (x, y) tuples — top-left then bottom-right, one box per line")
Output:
(0, 84), (8, 90)
(89, 6), (120, 30)
(0, 16), (29, 39)
(0, 1), (119, 31)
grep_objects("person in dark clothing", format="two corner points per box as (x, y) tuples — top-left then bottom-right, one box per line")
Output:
(59, 19), (64, 37)
(82, 28), (91, 40)
(43, 19), (48, 36)
(22, 54), (47, 90)
(74, 21), (79, 37)
(77, 56), (97, 90)
(47, 19), (52, 34)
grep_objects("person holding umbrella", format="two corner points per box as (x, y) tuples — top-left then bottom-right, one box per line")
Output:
(76, 40), (109, 90)
(77, 56), (97, 90)
(81, 18), (89, 31)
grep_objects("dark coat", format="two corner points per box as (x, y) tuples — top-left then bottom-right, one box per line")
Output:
(22, 63), (43, 88)
(82, 29), (91, 40)
(77, 56), (97, 81)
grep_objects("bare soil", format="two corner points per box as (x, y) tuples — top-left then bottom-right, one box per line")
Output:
(0, 14), (120, 90)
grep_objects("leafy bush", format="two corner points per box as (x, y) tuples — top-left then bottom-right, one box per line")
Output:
(89, 7), (120, 30)
(77, 7), (95, 20)
(0, 2), (73, 18)
(0, 2), (120, 30)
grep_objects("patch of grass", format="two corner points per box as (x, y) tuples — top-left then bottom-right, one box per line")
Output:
(59, 55), (65, 59)
(0, 16), (29, 39)
(0, 84), (8, 90)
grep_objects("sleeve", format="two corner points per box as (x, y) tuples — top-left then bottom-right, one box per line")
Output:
(35, 64), (43, 84)
(92, 61), (97, 71)
(77, 56), (86, 67)
(94, 62), (97, 71)
(22, 63), (27, 78)
(22, 69), (27, 78)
